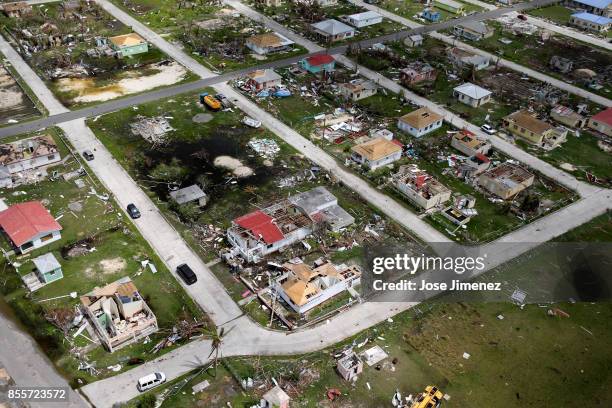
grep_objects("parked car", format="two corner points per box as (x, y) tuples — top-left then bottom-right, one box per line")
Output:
(126, 203), (141, 219)
(215, 93), (232, 109)
(481, 124), (497, 135)
(242, 116), (261, 128)
(137, 372), (166, 392)
(517, 14), (527, 21)
(176, 263), (197, 285)
(82, 150), (94, 161)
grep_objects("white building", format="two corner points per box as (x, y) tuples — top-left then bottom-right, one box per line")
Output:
(392, 165), (451, 210)
(0, 135), (61, 184)
(351, 137), (403, 170)
(338, 78), (377, 101)
(397, 107), (444, 138)
(345, 11), (383, 28)
(311, 19), (355, 42)
(245, 32), (294, 55)
(453, 83), (492, 108)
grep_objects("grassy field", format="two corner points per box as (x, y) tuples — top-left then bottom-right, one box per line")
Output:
(528, 5), (573, 24)
(379, 0), (482, 25)
(0, 129), (205, 387)
(129, 209), (612, 407)
(0, 53), (44, 123)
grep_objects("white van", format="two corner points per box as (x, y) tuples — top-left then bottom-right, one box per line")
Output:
(137, 372), (166, 392)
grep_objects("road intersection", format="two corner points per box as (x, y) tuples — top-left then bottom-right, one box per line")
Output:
(0, 0), (610, 406)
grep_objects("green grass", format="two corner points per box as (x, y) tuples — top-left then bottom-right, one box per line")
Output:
(529, 5), (573, 24)
(0, 130), (205, 387)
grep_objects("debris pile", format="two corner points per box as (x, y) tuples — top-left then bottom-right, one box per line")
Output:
(248, 138), (280, 159)
(130, 115), (174, 145)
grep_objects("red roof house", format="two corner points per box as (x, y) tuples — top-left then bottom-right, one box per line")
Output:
(588, 107), (612, 137)
(299, 54), (336, 74)
(234, 210), (284, 244)
(0, 201), (62, 252)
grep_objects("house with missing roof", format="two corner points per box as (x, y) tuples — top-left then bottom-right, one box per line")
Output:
(344, 11), (383, 28)
(0, 201), (62, 253)
(397, 107), (444, 138)
(478, 162), (534, 199)
(226, 187), (354, 262)
(588, 107), (612, 137)
(351, 137), (403, 170)
(108, 33), (148, 58)
(299, 54), (335, 74)
(169, 185), (208, 207)
(338, 78), (377, 101)
(447, 47), (490, 71)
(274, 260), (361, 314)
(404, 34), (424, 47)
(400, 62), (437, 85)
(392, 165), (451, 211)
(503, 110), (568, 150)
(564, 0), (612, 18)
(453, 83), (492, 108)
(311, 19), (355, 43)
(1, 2), (32, 18)
(246, 69), (282, 91)
(245, 32), (294, 55)
(453, 21), (494, 41)
(570, 11), (612, 32)
(80, 277), (158, 353)
(0, 134), (61, 188)
(550, 105), (586, 128)
(451, 130), (491, 156)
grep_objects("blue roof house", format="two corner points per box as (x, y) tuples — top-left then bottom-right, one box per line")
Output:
(570, 11), (612, 31)
(564, 0), (612, 17)
(422, 8), (441, 22)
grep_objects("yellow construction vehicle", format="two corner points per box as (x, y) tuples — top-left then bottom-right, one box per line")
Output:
(199, 92), (221, 111)
(410, 385), (444, 408)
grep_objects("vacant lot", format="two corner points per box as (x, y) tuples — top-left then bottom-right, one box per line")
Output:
(0, 59), (40, 124)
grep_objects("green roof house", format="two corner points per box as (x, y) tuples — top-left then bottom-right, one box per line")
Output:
(33, 253), (63, 284)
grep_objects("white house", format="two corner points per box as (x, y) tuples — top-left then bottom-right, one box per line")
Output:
(311, 19), (355, 42)
(351, 137), (403, 170)
(345, 11), (383, 28)
(0, 134), (61, 179)
(397, 107), (444, 138)
(453, 83), (492, 107)
(245, 32), (294, 55)
(338, 78), (377, 101)
(392, 165), (452, 211)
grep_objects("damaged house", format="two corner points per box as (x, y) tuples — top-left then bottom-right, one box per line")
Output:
(274, 260), (361, 314)
(0, 134), (61, 188)
(453, 21), (494, 41)
(1, 2), (32, 18)
(400, 62), (437, 85)
(392, 165), (452, 211)
(226, 187), (354, 262)
(246, 69), (282, 91)
(451, 130), (491, 156)
(478, 162), (534, 199)
(550, 105), (586, 128)
(245, 32), (294, 55)
(80, 277), (158, 353)
(447, 47), (490, 71)
(503, 110), (568, 150)
(338, 78), (377, 101)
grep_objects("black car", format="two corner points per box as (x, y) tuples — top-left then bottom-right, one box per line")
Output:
(83, 150), (94, 161)
(176, 263), (197, 285)
(127, 203), (141, 219)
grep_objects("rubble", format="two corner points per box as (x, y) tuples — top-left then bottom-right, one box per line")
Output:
(248, 138), (280, 159)
(129, 115), (174, 145)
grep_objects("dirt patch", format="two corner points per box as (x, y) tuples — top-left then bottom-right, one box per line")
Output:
(193, 113), (214, 123)
(99, 258), (127, 275)
(213, 155), (254, 178)
(560, 163), (576, 172)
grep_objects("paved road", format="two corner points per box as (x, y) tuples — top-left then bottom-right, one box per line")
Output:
(460, 0), (498, 10)
(0, 305), (90, 408)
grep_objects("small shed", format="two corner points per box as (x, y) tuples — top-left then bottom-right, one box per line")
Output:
(169, 185), (208, 207)
(261, 385), (290, 408)
(404, 34), (423, 47)
(33, 253), (63, 284)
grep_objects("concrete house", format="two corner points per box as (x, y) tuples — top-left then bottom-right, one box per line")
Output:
(404, 34), (424, 47)
(246, 69), (282, 91)
(227, 187), (353, 262)
(478, 163), (534, 199)
(451, 130), (491, 156)
(1, 2), (32, 18)
(461, 153), (491, 177)
(246, 32), (294, 55)
(109, 33), (148, 58)
(337, 352), (363, 381)
(398, 107), (444, 138)
(345, 11), (383, 28)
(570, 12), (612, 32)
(422, 8), (442, 22)
(392, 165), (451, 210)
(503, 110), (568, 150)
(0, 134), (61, 187)
(0, 201), (62, 253)
(453, 83), (492, 107)
(311, 19), (355, 43)
(447, 47), (490, 71)
(550, 105), (586, 128)
(274, 261), (361, 314)
(351, 137), (403, 170)
(338, 79), (377, 101)
(80, 277), (158, 353)
(454, 21), (494, 41)
(299, 54), (335, 74)
(261, 385), (290, 408)
(588, 107), (612, 136)
(434, 0), (465, 14)
(400, 62), (437, 85)
(169, 185), (208, 207)
(564, 0), (612, 17)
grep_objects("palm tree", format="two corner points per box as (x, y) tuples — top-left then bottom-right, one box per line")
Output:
(204, 326), (232, 377)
